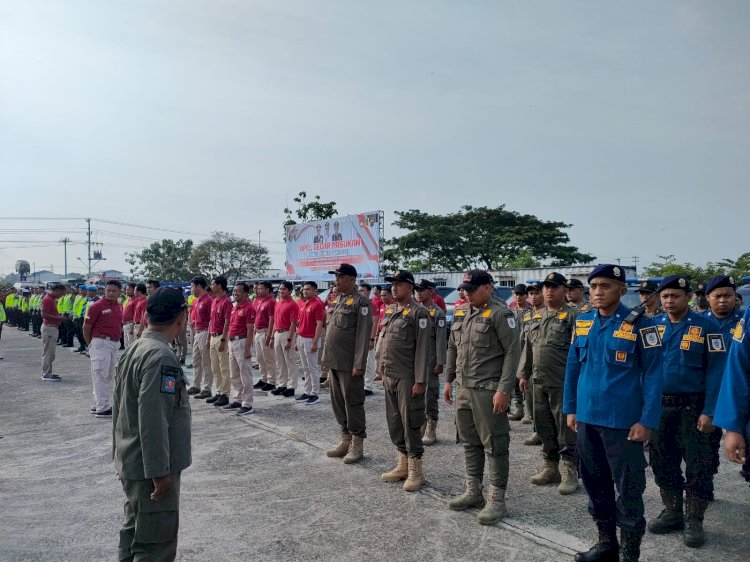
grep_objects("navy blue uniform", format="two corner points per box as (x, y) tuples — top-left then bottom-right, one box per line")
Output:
(650, 311), (726, 501)
(564, 303), (663, 534)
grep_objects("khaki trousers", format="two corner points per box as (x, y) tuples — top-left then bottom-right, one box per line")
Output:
(254, 329), (277, 384)
(90, 337), (118, 412)
(229, 338), (253, 407)
(273, 331), (300, 390)
(330, 368), (366, 438)
(123, 323), (135, 347)
(384, 376), (425, 458)
(297, 336), (321, 396)
(41, 325), (58, 375)
(191, 330), (213, 391)
(209, 335), (230, 395)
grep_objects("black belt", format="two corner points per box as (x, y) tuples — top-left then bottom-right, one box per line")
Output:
(229, 335), (246, 341)
(275, 329), (289, 333)
(211, 332), (222, 337)
(661, 393), (704, 408)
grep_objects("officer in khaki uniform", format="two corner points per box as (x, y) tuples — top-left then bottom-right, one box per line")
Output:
(415, 279), (447, 446)
(444, 270), (520, 525)
(520, 282), (543, 442)
(566, 278), (593, 312)
(113, 287), (192, 562)
(518, 272), (580, 494)
(378, 271), (431, 491)
(321, 263), (373, 464)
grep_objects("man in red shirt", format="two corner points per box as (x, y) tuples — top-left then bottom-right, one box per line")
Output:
(252, 281), (278, 392)
(371, 285), (384, 318)
(41, 283), (65, 381)
(509, 284), (531, 313)
(132, 284), (148, 338)
(271, 281), (300, 398)
(358, 283), (379, 396)
(295, 281), (325, 405)
(84, 280), (124, 416)
(121, 282), (137, 347)
(432, 288), (446, 311)
(189, 276), (215, 399)
(207, 276), (233, 407)
(224, 282), (256, 414)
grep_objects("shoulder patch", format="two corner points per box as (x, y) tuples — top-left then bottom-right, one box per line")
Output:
(438, 318), (445, 328)
(455, 310), (465, 317)
(160, 366), (179, 394)
(507, 316), (516, 329)
(707, 333), (726, 352)
(385, 308), (394, 315)
(482, 309), (492, 318)
(558, 312), (568, 320)
(419, 317), (427, 329)
(639, 326), (661, 348)
(361, 306), (369, 316)
(523, 313), (531, 321)
(429, 309), (435, 317)
(733, 318), (744, 343)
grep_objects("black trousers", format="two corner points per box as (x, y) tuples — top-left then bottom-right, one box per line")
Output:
(577, 422), (647, 534)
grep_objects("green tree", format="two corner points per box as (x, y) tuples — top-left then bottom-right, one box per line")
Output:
(644, 253), (750, 283)
(189, 231), (270, 284)
(126, 239), (194, 281)
(283, 191), (339, 237)
(384, 206), (595, 271)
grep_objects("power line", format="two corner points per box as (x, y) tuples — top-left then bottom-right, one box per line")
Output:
(93, 219), (208, 237)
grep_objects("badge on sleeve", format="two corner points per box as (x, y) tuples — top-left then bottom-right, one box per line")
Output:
(419, 318), (427, 329)
(438, 319), (445, 328)
(639, 326), (661, 348)
(160, 366), (179, 394)
(507, 317), (516, 329)
(734, 319), (745, 343)
(707, 334), (726, 352)
(361, 306), (369, 316)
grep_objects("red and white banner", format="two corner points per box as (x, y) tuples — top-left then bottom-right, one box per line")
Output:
(285, 212), (381, 280)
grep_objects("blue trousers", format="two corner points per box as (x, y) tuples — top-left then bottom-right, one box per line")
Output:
(577, 422), (647, 534)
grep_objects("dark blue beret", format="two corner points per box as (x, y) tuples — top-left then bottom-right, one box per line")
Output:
(705, 275), (736, 296)
(657, 275), (691, 293)
(587, 264), (626, 284)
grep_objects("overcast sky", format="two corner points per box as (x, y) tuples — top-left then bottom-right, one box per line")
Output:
(1, 1), (748, 278)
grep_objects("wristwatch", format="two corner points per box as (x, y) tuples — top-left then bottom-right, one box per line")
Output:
(287, 338), (292, 342)
(220, 338), (226, 342)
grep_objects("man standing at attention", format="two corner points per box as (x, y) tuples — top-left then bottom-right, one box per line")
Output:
(188, 277), (214, 399)
(252, 281), (278, 392)
(206, 276), (232, 407)
(224, 282), (256, 415)
(322, 263), (372, 464)
(84, 280), (123, 418)
(270, 281), (300, 398)
(40, 284), (65, 382)
(295, 281), (325, 405)
(113, 287), (191, 562)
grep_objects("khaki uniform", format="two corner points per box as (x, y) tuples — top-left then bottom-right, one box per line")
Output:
(518, 309), (541, 420)
(321, 291), (372, 438)
(377, 300), (431, 457)
(113, 332), (192, 562)
(517, 305), (579, 463)
(424, 304), (447, 422)
(570, 301), (593, 313)
(445, 297), (520, 487)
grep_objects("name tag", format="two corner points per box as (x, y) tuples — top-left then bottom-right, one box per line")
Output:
(682, 334), (705, 344)
(613, 330), (637, 341)
(102, 309), (111, 315)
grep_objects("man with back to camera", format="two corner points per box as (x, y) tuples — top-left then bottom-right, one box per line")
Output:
(564, 265), (663, 562)
(84, 280), (123, 417)
(113, 287), (191, 562)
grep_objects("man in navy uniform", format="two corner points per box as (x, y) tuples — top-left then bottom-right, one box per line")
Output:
(648, 276), (727, 548)
(702, 275), (742, 481)
(564, 264), (663, 562)
(713, 306), (750, 485)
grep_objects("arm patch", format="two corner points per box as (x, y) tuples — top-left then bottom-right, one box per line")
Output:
(160, 365), (180, 393)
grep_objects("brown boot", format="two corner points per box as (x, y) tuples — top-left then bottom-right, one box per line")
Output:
(343, 435), (364, 464)
(381, 453), (409, 482)
(420, 421), (427, 438)
(557, 460), (579, 495)
(530, 459), (561, 485)
(422, 420), (438, 446)
(403, 457), (424, 492)
(523, 432), (541, 446)
(326, 434), (352, 458)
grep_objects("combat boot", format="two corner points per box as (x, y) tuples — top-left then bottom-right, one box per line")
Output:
(574, 522), (619, 562)
(521, 400), (533, 424)
(343, 435), (364, 464)
(422, 419), (438, 445)
(508, 400), (524, 421)
(619, 529), (642, 562)
(326, 434), (352, 458)
(647, 488), (684, 534)
(523, 432), (541, 445)
(530, 459), (561, 485)
(683, 492), (709, 548)
(381, 452), (409, 482)
(476, 484), (507, 525)
(403, 457), (424, 492)
(447, 478), (485, 511)
(558, 460), (579, 495)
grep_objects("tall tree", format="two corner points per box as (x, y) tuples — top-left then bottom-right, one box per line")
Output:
(189, 231), (270, 283)
(644, 253), (750, 282)
(126, 239), (194, 281)
(385, 206), (595, 271)
(283, 191), (339, 237)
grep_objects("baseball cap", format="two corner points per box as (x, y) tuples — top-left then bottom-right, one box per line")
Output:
(147, 287), (187, 323)
(512, 284), (527, 295)
(415, 279), (437, 291)
(526, 281), (542, 292)
(637, 280), (658, 294)
(385, 270), (415, 285)
(328, 263), (357, 277)
(566, 278), (585, 289)
(542, 272), (567, 287)
(459, 270), (494, 291)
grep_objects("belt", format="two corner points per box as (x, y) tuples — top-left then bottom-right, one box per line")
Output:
(229, 335), (247, 341)
(123, 322), (134, 326)
(194, 328), (207, 333)
(275, 329), (289, 333)
(255, 327), (268, 332)
(211, 332), (223, 337)
(661, 393), (704, 408)
(94, 336), (117, 342)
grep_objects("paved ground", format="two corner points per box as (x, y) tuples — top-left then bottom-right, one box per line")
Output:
(0, 327), (748, 561)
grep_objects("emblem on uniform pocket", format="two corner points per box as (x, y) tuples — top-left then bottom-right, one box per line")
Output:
(615, 351), (627, 363)
(419, 318), (427, 329)
(680, 340), (690, 351)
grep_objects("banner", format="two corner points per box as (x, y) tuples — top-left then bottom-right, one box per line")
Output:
(285, 212), (381, 280)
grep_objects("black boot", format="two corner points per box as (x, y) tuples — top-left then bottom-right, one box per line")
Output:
(574, 522), (619, 562)
(683, 492), (708, 548)
(619, 529), (642, 562)
(648, 488), (684, 534)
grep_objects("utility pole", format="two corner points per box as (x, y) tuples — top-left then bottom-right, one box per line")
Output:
(632, 255), (639, 272)
(60, 237), (71, 277)
(258, 230), (261, 247)
(86, 218), (92, 276)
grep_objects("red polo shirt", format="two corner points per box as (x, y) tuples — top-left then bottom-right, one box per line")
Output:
(273, 296), (299, 331)
(122, 297), (137, 323)
(133, 296), (147, 324)
(433, 293), (446, 311)
(253, 295), (275, 330)
(229, 300), (255, 337)
(371, 296), (383, 313)
(42, 293), (62, 326)
(85, 298), (123, 340)
(297, 297), (325, 338)
(192, 293), (213, 331)
(209, 294), (233, 334)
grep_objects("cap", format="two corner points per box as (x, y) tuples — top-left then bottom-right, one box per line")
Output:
(705, 275), (736, 296)
(566, 278), (585, 289)
(657, 275), (691, 293)
(694, 282), (706, 295)
(385, 270), (415, 285)
(328, 263), (357, 277)
(512, 284), (527, 295)
(637, 280), (658, 294)
(587, 264), (626, 284)
(458, 269), (494, 291)
(414, 279), (437, 291)
(526, 281), (542, 292)
(147, 287), (187, 323)
(542, 272), (567, 287)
